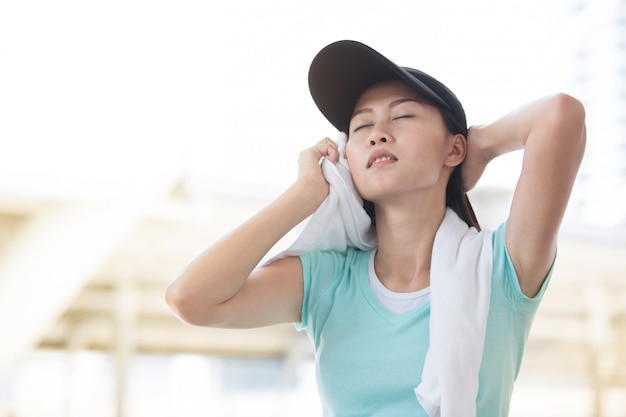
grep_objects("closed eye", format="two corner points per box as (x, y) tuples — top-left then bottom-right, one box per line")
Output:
(352, 123), (373, 133)
(392, 115), (414, 121)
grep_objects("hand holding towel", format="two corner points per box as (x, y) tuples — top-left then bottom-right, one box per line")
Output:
(265, 132), (376, 262)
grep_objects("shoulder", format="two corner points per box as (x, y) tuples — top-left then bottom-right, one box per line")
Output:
(299, 247), (371, 279)
(299, 248), (372, 298)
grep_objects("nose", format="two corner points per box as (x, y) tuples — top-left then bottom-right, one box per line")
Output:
(369, 137), (388, 146)
(367, 122), (392, 146)
(362, 119), (393, 147)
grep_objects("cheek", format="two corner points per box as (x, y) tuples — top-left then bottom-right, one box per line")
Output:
(344, 141), (358, 167)
(344, 144), (367, 187)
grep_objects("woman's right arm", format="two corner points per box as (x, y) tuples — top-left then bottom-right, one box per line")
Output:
(165, 138), (339, 328)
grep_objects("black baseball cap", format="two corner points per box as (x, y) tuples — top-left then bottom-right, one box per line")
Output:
(308, 40), (467, 135)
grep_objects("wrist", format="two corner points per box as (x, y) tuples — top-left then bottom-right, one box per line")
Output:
(288, 178), (329, 215)
(468, 125), (494, 164)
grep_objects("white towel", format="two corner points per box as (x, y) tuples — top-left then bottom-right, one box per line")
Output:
(267, 133), (492, 417)
(414, 210), (493, 417)
(265, 132), (376, 261)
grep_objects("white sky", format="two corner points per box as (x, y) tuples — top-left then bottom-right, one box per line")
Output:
(0, 0), (579, 202)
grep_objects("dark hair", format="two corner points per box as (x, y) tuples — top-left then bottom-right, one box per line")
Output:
(360, 96), (481, 231)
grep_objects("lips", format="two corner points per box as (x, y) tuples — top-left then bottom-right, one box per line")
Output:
(368, 150), (397, 168)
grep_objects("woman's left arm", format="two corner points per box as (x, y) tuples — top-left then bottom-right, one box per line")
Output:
(463, 94), (586, 297)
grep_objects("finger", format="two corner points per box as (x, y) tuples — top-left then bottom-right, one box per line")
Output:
(299, 138), (339, 167)
(315, 137), (339, 163)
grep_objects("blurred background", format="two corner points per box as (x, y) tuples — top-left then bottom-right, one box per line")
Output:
(0, 0), (625, 416)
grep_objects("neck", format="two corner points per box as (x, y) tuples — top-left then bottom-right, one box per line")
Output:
(373, 198), (447, 292)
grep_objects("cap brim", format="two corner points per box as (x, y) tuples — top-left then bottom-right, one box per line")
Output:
(308, 40), (451, 132)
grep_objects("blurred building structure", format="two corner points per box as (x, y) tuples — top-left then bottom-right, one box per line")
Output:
(565, 0), (626, 231)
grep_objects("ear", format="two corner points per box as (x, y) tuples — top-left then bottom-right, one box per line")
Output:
(444, 133), (466, 167)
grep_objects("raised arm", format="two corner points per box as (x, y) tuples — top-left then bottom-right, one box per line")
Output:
(165, 138), (339, 328)
(463, 94), (586, 297)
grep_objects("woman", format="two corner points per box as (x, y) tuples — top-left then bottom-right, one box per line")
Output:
(166, 40), (586, 416)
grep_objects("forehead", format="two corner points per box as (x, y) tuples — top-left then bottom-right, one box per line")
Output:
(353, 79), (423, 110)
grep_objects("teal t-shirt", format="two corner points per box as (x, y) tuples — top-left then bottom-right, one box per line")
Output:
(297, 222), (552, 417)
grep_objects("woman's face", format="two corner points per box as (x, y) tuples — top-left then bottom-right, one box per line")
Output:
(345, 80), (463, 205)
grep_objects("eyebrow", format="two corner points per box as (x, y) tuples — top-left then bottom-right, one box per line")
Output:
(351, 98), (422, 119)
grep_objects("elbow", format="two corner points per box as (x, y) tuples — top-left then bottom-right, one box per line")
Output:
(164, 282), (193, 324)
(546, 93), (587, 153)
(551, 92), (585, 115)
(165, 280), (212, 327)
(552, 92), (585, 120)
(550, 93), (587, 138)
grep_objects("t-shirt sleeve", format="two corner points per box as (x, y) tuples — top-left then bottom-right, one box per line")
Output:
(491, 221), (555, 312)
(296, 250), (348, 331)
